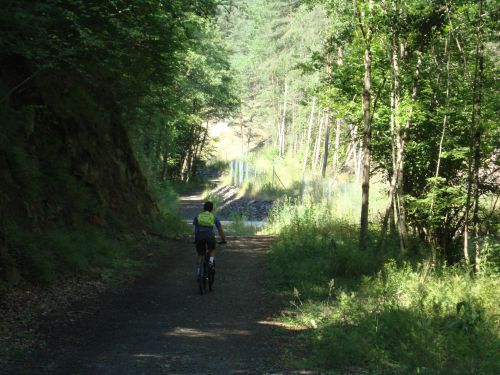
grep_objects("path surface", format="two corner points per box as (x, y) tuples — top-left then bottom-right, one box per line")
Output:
(4, 187), (310, 374)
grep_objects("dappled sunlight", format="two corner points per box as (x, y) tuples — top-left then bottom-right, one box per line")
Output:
(132, 353), (165, 359)
(163, 326), (252, 339)
(257, 319), (306, 331)
(179, 195), (205, 202)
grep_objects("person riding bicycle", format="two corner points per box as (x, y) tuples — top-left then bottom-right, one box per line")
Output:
(193, 201), (226, 277)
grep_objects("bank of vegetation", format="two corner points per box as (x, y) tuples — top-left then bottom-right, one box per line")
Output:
(222, 0), (499, 373)
(0, 1), (237, 287)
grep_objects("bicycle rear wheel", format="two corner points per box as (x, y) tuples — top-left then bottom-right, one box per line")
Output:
(197, 272), (204, 295)
(198, 258), (209, 295)
(208, 264), (215, 291)
(197, 263), (205, 295)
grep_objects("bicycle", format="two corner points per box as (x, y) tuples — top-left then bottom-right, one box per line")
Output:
(197, 240), (226, 295)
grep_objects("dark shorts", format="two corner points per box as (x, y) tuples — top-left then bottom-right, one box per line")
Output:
(195, 232), (216, 255)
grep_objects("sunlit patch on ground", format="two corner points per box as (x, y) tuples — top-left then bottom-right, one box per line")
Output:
(163, 327), (252, 338)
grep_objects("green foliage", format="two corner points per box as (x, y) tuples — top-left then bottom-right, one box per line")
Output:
(303, 264), (500, 374)
(148, 181), (190, 237)
(267, 198), (499, 373)
(220, 0), (328, 149)
(227, 212), (256, 236)
(0, 0), (237, 284)
(266, 201), (396, 297)
(269, 222), (499, 373)
(5, 225), (135, 284)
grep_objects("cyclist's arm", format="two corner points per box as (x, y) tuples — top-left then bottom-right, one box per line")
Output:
(218, 225), (226, 243)
(215, 218), (226, 243)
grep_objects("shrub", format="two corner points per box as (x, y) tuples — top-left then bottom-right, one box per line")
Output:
(266, 200), (500, 374)
(309, 264), (500, 374)
(6, 225), (137, 284)
(227, 212), (256, 235)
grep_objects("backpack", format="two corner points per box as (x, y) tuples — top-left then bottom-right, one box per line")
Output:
(197, 211), (215, 227)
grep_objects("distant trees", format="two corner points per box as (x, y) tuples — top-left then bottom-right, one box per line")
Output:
(222, 0), (329, 159)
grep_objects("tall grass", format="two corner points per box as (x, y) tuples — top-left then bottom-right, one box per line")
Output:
(148, 180), (190, 236)
(267, 202), (500, 374)
(5, 225), (138, 284)
(302, 264), (500, 374)
(226, 212), (257, 235)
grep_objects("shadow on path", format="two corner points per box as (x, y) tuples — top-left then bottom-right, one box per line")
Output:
(5, 236), (314, 374)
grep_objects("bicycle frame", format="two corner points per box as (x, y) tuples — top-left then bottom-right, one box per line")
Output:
(197, 249), (214, 295)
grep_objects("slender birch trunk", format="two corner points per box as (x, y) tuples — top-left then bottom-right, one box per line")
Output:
(332, 47), (343, 177)
(279, 81), (288, 157)
(397, 51), (422, 252)
(321, 114), (330, 177)
(313, 111), (324, 172)
(380, 28), (401, 249)
(472, 46), (484, 273)
(359, 38), (372, 250)
(469, 1), (485, 273)
(463, 29), (485, 269)
(302, 96), (317, 178)
(429, 30), (452, 239)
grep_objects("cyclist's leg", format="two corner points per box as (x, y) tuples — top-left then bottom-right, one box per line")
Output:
(207, 235), (216, 267)
(195, 236), (206, 277)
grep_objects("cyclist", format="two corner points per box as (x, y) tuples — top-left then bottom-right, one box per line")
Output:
(193, 201), (226, 277)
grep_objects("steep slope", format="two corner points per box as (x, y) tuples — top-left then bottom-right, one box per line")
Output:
(0, 56), (158, 286)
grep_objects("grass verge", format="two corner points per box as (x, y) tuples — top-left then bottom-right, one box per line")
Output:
(267, 202), (500, 375)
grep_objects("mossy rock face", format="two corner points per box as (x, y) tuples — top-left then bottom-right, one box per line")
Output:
(0, 66), (158, 284)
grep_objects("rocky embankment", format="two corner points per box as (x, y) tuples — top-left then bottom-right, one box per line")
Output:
(209, 185), (274, 221)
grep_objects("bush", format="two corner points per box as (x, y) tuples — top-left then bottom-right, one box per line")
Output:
(6, 225), (137, 284)
(266, 201), (500, 374)
(227, 212), (256, 235)
(309, 264), (500, 374)
(266, 201), (392, 298)
(149, 180), (190, 237)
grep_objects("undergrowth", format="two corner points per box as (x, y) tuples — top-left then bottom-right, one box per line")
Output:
(4, 225), (140, 284)
(267, 201), (500, 375)
(148, 180), (190, 237)
(227, 212), (257, 235)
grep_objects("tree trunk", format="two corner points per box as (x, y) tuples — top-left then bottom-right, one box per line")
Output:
(359, 46), (372, 251)
(380, 25), (400, 250)
(302, 96), (316, 178)
(312, 111), (324, 172)
(331, 47), (342, 178)
(429, 30), (452, 248)
(396, 51), (422, 252)
(192, 123), (209, 177)
(471, 4), (485, 273)
(355, 0), (373, 251)
(472, 62), (483, 273)
(332, 118), (341, 175)
(349, 123), (359, 180)
(279, 81), (288, 157)
(321, 113), (330, 177)
(464, 8), (484, 273)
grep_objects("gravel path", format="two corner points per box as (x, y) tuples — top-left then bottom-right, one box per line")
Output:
(3, 187), (314, 374)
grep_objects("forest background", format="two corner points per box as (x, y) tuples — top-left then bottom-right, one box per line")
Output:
(0, 0), (498, 374)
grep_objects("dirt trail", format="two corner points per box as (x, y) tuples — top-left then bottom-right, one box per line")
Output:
(4, 188), (310, 374)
